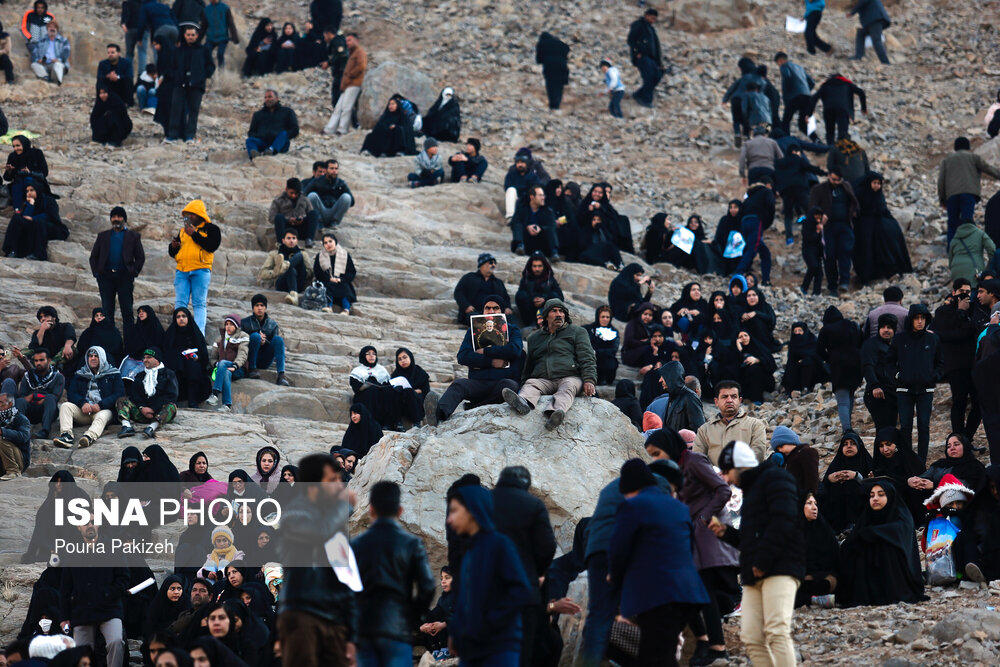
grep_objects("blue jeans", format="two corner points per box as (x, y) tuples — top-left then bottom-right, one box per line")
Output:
(307, 192), (352, 227)
(459, 651), (520, 667)
(248, 332), (286, 373)
(823, 222), (854, 290)
(246, 131), (291, 159)
(735, 215), (771, 283)
(834, 388), (854, 432)
(136, 84), (158, 109)
(207, 40), (228, 67)
(357, 638), (412, 667)
(174, 268), (211, 333)
(580, 552), (620, 667)
(213, 360), (245, 405)
(632, 55), (662, 106)
(946, 193), (977, 246)
(609, 89), (624, 117)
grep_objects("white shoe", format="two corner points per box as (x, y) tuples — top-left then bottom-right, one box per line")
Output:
(206, 394), (220, 407)
(285, 291), (299, 305)
(321, 306), (333, 313)
(142, 107), (155, 115)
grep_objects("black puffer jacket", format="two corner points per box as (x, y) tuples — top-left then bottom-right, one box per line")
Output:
(884, 303), (943, 391)
(350, 519), (436, 643)
(817, 306), (863, 390)
(661, 360), (705, 433)
(59, 561), (130, 625)
(172, 42), (216, 91)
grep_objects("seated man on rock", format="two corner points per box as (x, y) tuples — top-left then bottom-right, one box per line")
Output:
(258, 228), (308, 301)
(269, 177), (318, 248)
(304, 158), (354, 229)
(240, 294), (290, 386)
(246, 88), (299, 160)
(53, 345), (125, 449)
(116, 346), (178, 439)
(407, 137), (445, 188)
(301, 160), (326, 192)
(453, 253), (513, 325)
(503, 298), (597, 430)
(424, 294), (523, 425)
(0, 392), (31, 481)
(448, 137), (487, 183)
(510, 184), (560, 261)
(8, 348), (63, 441)
(503, 150), (542, 222)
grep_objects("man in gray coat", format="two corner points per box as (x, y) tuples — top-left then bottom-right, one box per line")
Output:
(775, 52), (814, 136)
(937, 136), (1000, 246)
(848, 0), (891, 64)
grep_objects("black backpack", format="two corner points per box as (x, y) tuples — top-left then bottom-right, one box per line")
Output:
(300, 281), (327, 310)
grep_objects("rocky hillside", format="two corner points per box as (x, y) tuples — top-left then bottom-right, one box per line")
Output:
(1, 0), (1000, 662)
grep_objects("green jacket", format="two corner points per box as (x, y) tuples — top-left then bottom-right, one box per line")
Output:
(522, 300), (597, 384)
(949, 222), (997, 284)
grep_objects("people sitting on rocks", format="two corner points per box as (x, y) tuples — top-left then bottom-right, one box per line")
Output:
(240, 294), (290, 386)
(503, 150), (543, 222)
(2, 176), (66, 261)
(514, 254), (563, 328)
(23, 306), (74, 373)
(116, 346), (178, 439)
(340, 403), (383, 459)
(818, 430), (872, 533)
(163, 306), (212, 409)
(313, 232), (357, 314)
(0, 391), (30, 480)
(96, 43), (134, 105)
(179, 451), (213, 485)
(608, 263), (654, 322)
(4, 135), (48, 209)
(205, 315), (249, 413)
(136, 63), (159, 113)
(360, 95), (416, 157)
(243, 18), (275, 76)
(350, 345), (408, 431)
(424, 295), (523, 426)
(53, 346), (124, 450)
(246, 89), (299, 160)
(20, 0), (53, 49)
(583, 305), (619, 385)
(121, 305), (164, 380)
(29, 21), (68, 84)
(511, 185), (560, 260)
(503, 298), (597, 431)
(423, 86), (461, 142)
(10, 348), (63, 441)
(259, 228), (308, 299)
(270, 177), (317, 249)
(392, 347), (430, 425)
(304, 159), (354, 229)
(273, 22), (300, 72)
(408, 138), (444, 188)
(90, 84), (133, 146)
(453, 253), (512, 325)
(577, 182), (634, 256)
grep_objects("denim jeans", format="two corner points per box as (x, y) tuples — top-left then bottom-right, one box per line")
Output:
(834, 388), (854, 432)
(246, 130), (291, 159)
(898, 390), (933, 463)
(136, 84), (158, 110)
(125, 29), (149, 74)
(174, 268), (212, 333)
(609, 89), (624, 118)
(946, 193), (977, 246)
(207, 40), (228, 67)
(357, 638), (412, 667)
(275, 251), (307, 293)
(307, 192), (352, 227)
(580, 552), (620, 667)
(213, 360), (245, 405)
(248, 332), (286, 373)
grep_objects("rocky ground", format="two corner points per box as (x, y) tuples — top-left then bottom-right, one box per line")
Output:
(1, 0), (999, 662)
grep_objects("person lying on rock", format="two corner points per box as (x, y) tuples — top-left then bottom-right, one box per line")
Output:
(304, 158), (354, 229)
(246, 88), (299, 161)
(407, 137), (445, 188)
(448, 137), (487, 184)
(503, 298), (597, 431)
(240, 294), (290, 386)
(116, 346), (178, 439)
(424, 295), (523, 426)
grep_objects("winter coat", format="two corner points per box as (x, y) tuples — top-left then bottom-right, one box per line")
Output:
(585, 479), (621, 559)
(248, 103), (299, 145)
(521, 300), (597, 384)
(740, 182), (776, 229)
(201, 2), (239, 44)
(456, 323), (523, 383)
(627, 17), (661, 65)
(738, 136), (783, 178)
(949, 222), (996, 285)
(937, 150), (1000, 204)
(340, 44), (366, 89)
(453, 272), (511, 319)
(861, 334), (896, 396)
(677, 449), (740, 570)
(304, 175), (353, 208)
(826, 144), (870, 187)
(848, 0), (890, 29)
(741, 91), (773, 130)
(240, 313), (279, 340)
(257, 250), (290, 284)
(808, 180), (859, 224)
(168, 216), (221, 273)
(492, 480), (557, 603)
(810, 76), (867, 116)
(784, 444), (820, 493)
(661, 360), (706, 433)
(171, 42), (215, 91)
(775, 151), (825, 194)
(1, 411), (31, 469)
(816, 306), (863, 390)
(535, 32), (569, 83)
(90, 228), (145, 278)
(137, 0), (176, 34)
(932, 299), (979, 374)
(66, 367), (125, 411)
(693, 409), (768, 464)
(59, 563), (130, 625)
(268, 191), (312, 225)
(779, 61), (814, 103)
(884, 304), (943, 392)
(350, 519), (436, 643)
(211, 328), (249, 369)
(128, 365), (180, 411)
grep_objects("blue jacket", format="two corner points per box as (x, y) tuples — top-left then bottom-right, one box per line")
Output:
(456, 320), (523, 382)
(804, 0), (825, 16)
(585, 478), (622, 560)
(1, 411), (31, 470)
(137, 1), (176, 34)
(66, 370), (125, 411)
(779, 61), (814, 103)
(849, 0), (890, 29)
(608, 487), (710, 616)
(30, 34), (70, 63)
(450, 486), (534, 661)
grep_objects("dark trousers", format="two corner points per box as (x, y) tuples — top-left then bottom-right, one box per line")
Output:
(407, 168), (445, 187)
(543, 74), (565, 110)
(511, 222), (559, 256)
(636, 603), (693, 667)
(782, 95), (812, 136)
(97, 271), (136, 331)
(735, 216), (771, 283)
(747, 167), (775, 185)
(947, 368), (981, 439)
(16, 395), (58, 436)
(274, 211), (319, 244)
(633, 56), (662, 106)
(801, 243), (824, 294)
(699, 567), (737, 647)
(275, 252), (307, 293)
(823, 107), (851, 144)
(437, 378), (518, 420)
(794, 577), (833, 607)
(0, 54), (13, 83)
(782, 187), (810, 240)
(984, 407), (1000, 466)
(580, 552), (621, 667)
(278, 611), (349, 667)
(804, 11), (832, 54)
(168, 87), (204, 140)
(854, 23), (890, 64)
(898, 390), (933, 463)
(946, 194), (977, 246)
(730, 99), (748, 137)
(2, 214), (49, 259)
(518, 604), (540, 667)
(864, 390), (898, 432)
(823, 222), (854, 290)
(609, 90), (624, 118)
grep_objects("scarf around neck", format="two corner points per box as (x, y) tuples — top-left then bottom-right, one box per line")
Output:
(318, 245), (350, 279)
(26, 366), (58, 392)
(143, 364), (161, 397)
(0, 405), (17, 426)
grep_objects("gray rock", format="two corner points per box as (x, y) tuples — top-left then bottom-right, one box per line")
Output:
(891, 622), (923, 644)
(357, 62), (438, 129)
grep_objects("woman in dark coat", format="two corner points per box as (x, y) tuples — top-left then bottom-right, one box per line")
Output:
(838, 478), (927, 607)
(817, 305), (863, 432)
(854, 171), (913, 283)
(392, 347), (430, 424)
(797, 492), (840, 607)
(179, 451), (213, 486)
(781, 321), (825, 393)
(273, 22), (299, 72)
(818, 430), (873, 532)
(242, 18), (276, 76)
(643, 212), (672, 264)
(621, 302), (656, 367)
(4, 134), (48, 209)
(545, 180), (579, 261)
(163, 307), (212, 408)
(349, 346), (403, 429)
(670, 281), (711, 339)
(360, 96), (417, 157)
(75, 307), (124, 368)
(514, 253), (564, 328)
(535, 32), (569, 110)
(736, 287), (779, 352)
(340, 402), (384, 458)
(122, 305), (165, 379)
(610, 379), (642, 430)
(2, 176), (66, 261)
(577, 211), (624, 270)
(152, 35), (176, 130)
(313, 232), (357, 312)
(583, 305), (620, 385)
(90, 86), (133, 146)
(576, 183), (632, 255)
(706, 291), (738, 346)
(919, 433), (988, 496)
(871, 427), (927, 519)
(143, 574), (190, 641)
(607, 263), (651, 322)
(423, 87), (461, 142)
(713, 200), (743, 276)
(733, 329), (776, 403)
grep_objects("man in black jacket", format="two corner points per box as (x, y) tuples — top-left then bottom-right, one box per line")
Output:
(535, 32), (569, 111)
(96, 43), (134, 105)
(241, 294), (290, 385)
(89, 206), (145, 331)
(809, 169), (859, 294)
(861, 313), (898, 431)
(774, 143), (826, 245)
(320, 27), (348, 107)
(351, 481), (436, 666)
(491, 466), (556, 667)
(305, 159), (354, 229)
(278, 453), (358, 667)
(166, 24), (215, 143)
(14, 348), (64, 441)
(735, 177), (776, 286)
(713, 440), (804, 667)
(627, 8), (664, 108)
(933, 279), (981, 441)
(808, 74), (867, 145)
(453, 253), (513, 325)
(116, 347), (178, 439)
(246, 89), (299, 160)
(511, 185), (560, 260)
(884, 303), (944, 463)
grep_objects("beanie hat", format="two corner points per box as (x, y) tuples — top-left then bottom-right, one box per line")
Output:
(251, 293), (268, 307)
(224, 313), (241, 328)
(466, 137), (481, 153)
(718, 440), (758, 472)
(286, 177), (302, 192)
(642, 411), (662, 432)
(599, 58), (612, 68)
(770, 426), (802, 451)
(955, 137), (971, 151)
(678, 429), (696, 447)
(618, 458), (656, 494)
(477, 252), (496, 267)
(142, 346), (162, 361)
(110, 205), (127, 221)
(212, 525), (234, 544)
(479, 293), (505, 310)
(876, 313), (898, 330)
(424, 137), (438, 150)
(30, 635), (75, 659)
(924, 473), (975, 509)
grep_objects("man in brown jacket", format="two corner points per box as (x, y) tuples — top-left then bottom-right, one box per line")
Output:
(693, 380), (768, 464)
(323, 33), (366, 135)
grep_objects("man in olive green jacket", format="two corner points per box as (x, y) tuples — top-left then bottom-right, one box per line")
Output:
(503, 298), (597, 430)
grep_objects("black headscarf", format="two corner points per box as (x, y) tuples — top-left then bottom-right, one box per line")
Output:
(127, 305), (165, 359)
(76, 308), (124, 366)
(802, 492), (840, 576)
(90, 85), (132, 144)
(392, 347), (430, 395)
(871, 427), (925, 480)
(607, 263), (645, 321)
(163, 307), (210, 373)
(143, 574), (191, 640)
(246, 18), (273, 54)
(136, 444), (181, 484)
(179, 451), (213, 485)
(786, 321), (817, 359)
(118, 446), (142, 482)
(670, 282), (710, 334)
(825, 430), (873, 479)
(340, 402), (383, 458)
(926, 432), (987, 495)
(7, 134), (48, 176)
(358, 345), (378, 367)
(187, 636), (248, 667)
(253, 445), (282, 489)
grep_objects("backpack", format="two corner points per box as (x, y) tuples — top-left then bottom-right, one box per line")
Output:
(299, 281), (327, 310)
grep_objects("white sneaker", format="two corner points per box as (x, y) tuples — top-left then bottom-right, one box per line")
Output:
(206, 394), (220, 407)
(142, 107), (155, 115)
(285, 291), (299, 305)
(0, 469), (21, 481)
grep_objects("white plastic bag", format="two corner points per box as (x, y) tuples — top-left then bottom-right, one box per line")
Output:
(785, 16), (807, 33)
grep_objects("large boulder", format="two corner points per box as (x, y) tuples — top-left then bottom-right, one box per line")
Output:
(670, 0), (762, 32)
(357, 62), (438, 129)
(975, 136), (1000, 172)
(347, 396), (647, 565)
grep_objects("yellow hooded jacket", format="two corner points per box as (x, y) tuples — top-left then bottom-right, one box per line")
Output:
(171, 200), (221, 272)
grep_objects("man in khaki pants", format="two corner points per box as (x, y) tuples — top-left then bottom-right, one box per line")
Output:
(52, 346), (125, 450)
(0, 392), (32, 481)
(323, 33), (366, 136)
(503, 298), (597, 431)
